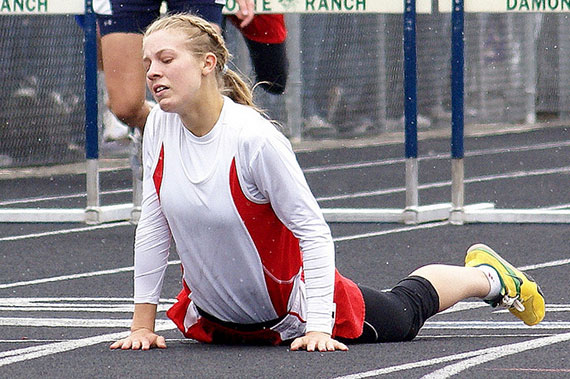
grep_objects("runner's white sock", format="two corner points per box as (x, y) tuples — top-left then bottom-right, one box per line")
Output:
(476, 265), (502, 300)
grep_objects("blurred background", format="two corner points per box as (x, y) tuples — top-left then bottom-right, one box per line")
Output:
(1, 10), (568, 167)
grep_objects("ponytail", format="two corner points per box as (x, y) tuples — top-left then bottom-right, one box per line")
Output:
(222, 68), (256, 108)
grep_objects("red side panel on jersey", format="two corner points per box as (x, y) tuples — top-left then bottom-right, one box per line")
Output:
(227, 14), (287, 44)
(229, 158), (301, 317)
(153, 144), (165, 199)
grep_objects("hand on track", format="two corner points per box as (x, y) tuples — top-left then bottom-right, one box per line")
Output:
(290, 331), (348, 352)
(110, 328), (167, 350)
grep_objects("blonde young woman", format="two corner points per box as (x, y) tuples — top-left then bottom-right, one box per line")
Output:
(111, 13), (545, 352)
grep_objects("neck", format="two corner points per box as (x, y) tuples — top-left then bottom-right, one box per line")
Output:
(179, 90), (224, 137)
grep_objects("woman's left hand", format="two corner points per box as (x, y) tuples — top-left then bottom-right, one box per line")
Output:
(290, 331), (348, 352)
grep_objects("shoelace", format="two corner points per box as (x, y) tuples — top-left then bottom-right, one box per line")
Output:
(499, 294), (525, 312)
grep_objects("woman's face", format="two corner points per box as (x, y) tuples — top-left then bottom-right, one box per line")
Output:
(143, 30), (205, 113)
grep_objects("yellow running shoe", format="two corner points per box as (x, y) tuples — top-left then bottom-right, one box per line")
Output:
(465, 243), (545, 326)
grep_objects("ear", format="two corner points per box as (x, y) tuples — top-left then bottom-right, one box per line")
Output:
(202, 53), (217, 76)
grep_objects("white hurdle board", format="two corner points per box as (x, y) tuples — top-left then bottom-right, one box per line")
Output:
(0, 0), (432, 15)
(0, 0), (84, 14)
(223, 0), (432, 14)
(440, 0), (570, 13)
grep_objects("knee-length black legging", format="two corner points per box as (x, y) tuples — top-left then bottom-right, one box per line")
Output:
(341, 276), (440, 343)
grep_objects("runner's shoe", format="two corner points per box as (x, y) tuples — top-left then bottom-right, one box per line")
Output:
(465, 243), (545, 326)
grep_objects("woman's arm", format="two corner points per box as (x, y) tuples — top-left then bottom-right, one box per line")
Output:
(110, 303), (166, 350)
(112, 110), (171, 350)
(242, 128), (337, 340)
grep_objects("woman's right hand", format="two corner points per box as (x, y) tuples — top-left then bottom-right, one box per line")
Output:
(110, 328), (167, 350)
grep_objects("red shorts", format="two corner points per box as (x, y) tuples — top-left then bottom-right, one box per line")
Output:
(166, 270), (365, 345)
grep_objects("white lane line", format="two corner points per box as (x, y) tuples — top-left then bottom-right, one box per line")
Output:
(439, 302), (570, 315)
(317, 166), (570, 202)
(0, 297), (175, 304)
(3, 141), (569, 207)
(0, 306), (135, 312)
(332, 221), (449, 242)
(0, 305), (173, 313)
(0, 318), (174, 328)
(0, 189), (130, 207)
(334, 332), (570, 379)
(0, 221), (132, 242)
(0, 322), (177, 368)
(422, 321), (570, 330)
(519, 258), (570, 271)
(421, 332), (570, 378)
(0, 266), (134, 290)
(0, 297), (176, 312)
(417, 334), (556, 339)
(8, 318), (561, 331)
(0, 260), (180, 290)
(303, 140), (570, 173)
(0, 339), (67, 343)
(437, 302), (488, 314)
(0, 297), (145, 303)
(1, 224), (567, 291)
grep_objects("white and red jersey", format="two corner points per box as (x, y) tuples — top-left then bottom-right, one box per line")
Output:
(134, 97), (364, 342)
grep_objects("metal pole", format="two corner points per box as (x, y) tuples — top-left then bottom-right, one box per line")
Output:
(285, 14), (302, 142)
(403, 0), (419, 224)
(450, 0), (465, 225)
(523, 14), (539, 125)
(84, 0), (100, 224)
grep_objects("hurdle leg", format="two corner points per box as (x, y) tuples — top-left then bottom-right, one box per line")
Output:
(130, 128), (143, 223)
(449, 0), (465, 225)
(403, 0), (420, 224)
(285, 14), (302, 142)
(84, 8), (102, 224)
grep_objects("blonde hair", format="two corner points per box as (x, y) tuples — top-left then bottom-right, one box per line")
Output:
(144, 13), (256, 108)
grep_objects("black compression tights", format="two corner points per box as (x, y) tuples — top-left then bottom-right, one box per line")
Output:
(341, 276), (440, 344)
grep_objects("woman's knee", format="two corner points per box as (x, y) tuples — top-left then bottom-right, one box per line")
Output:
(108, 99), (150, 128)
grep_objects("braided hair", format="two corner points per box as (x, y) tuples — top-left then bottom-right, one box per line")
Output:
(144, 13), (256, 108)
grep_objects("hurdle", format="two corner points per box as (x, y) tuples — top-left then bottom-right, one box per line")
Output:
(0, 0), (442, 225)
(4, 1), (565, 225)
(305, 0), (459, 224)
(0, 0), (137, 224)
(227, 0), (447, 225)
(439, 0), (570, 224)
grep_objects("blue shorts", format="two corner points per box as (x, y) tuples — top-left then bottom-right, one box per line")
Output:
(94, 0), (224, 36)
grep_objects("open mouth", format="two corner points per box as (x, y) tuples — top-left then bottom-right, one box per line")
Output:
(154, 85), (169, 96)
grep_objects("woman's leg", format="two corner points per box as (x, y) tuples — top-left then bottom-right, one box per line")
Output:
(413, 243), (545, 326)
(350, 244), (545, 344)
(100, 33), (151, 129)
(410, 264), (490, 312)
(346, 277), (440, 343)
